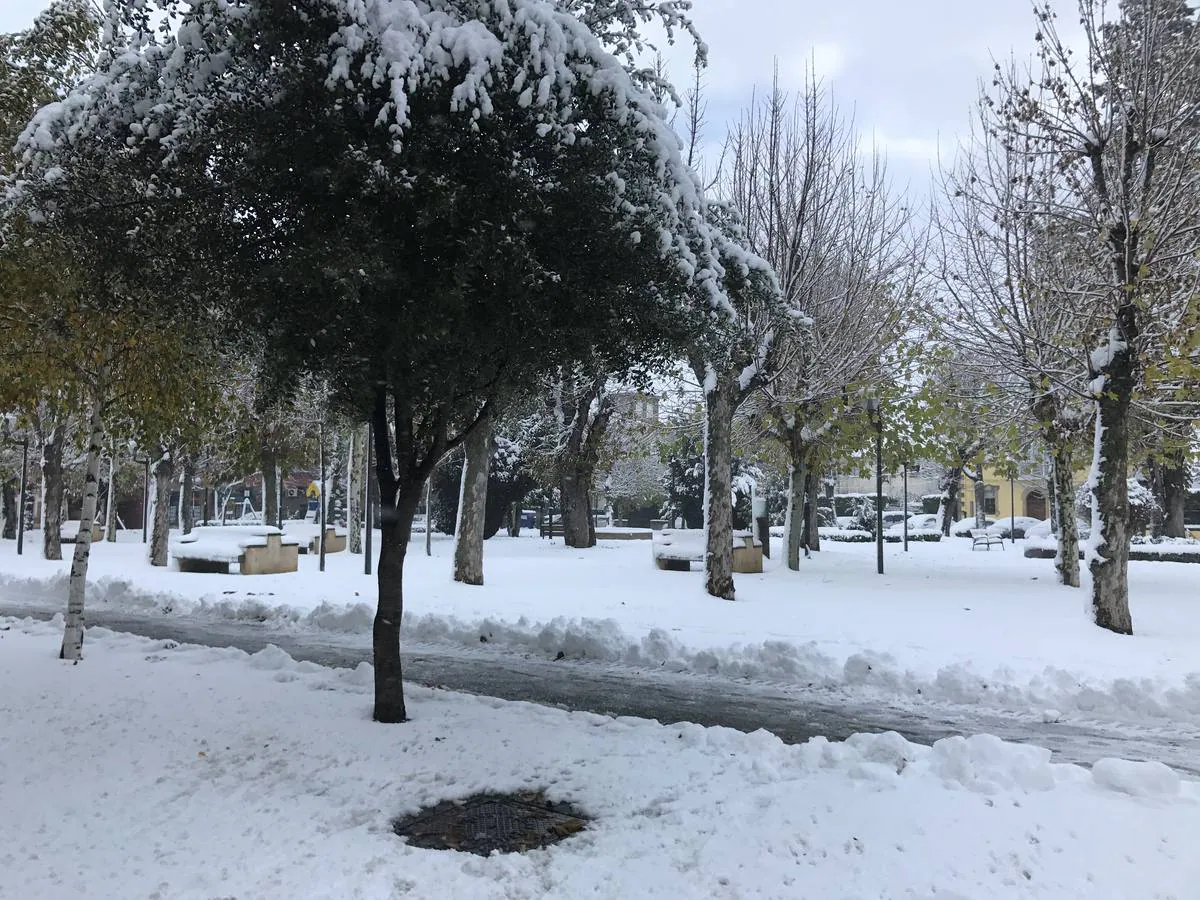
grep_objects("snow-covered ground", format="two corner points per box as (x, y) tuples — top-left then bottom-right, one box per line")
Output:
(3, 616), (1197, 900)
(2, 529), (1198, 729)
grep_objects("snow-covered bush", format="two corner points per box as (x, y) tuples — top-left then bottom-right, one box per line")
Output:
(818, 527), (873, 543)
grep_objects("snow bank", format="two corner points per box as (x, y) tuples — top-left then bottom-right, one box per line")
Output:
(4, 535), (1200, 731)
(3, 618), (1197, 900)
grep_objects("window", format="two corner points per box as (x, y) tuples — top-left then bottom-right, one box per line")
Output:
(983, 485), (998, 515)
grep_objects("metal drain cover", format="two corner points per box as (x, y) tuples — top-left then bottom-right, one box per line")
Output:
(394, 792), (588, 855)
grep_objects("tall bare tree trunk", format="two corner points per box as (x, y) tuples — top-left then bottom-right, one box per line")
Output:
(370, 397), (420, 724)
(42, 426), (64, 561)
(785, 434), (807, 570)
(61, 398), (106, 661)
(105, 445), (118, 541)
(1051, 444), (1080, 588)
(938, 466), (962, 536)
(1089, 377), (1133, 634)
(1160, 449), (1187, 538)
(260, 447), (278, 526)
(803, 468), (821, 552)
(559, 469), (594, 548)
(347, 426), (363, 553)
(453, 414), (492, 585)
(2, 478), (16, 540)
(149, 451), (175, 567)
(703, 379), (736, 600)
(970, 465), (987, 528)
(180, 459), (196, 535)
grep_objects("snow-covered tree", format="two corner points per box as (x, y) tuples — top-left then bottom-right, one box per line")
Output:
(11, 0), (736, 717)
(990, 0), (1200, 632)
(721, 73), (922, 571)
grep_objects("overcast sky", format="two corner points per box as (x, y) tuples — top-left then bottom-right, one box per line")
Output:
(1, 0), (1053, 197)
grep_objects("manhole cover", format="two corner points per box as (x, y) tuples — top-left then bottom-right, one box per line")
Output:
(393, 791), (588, 855)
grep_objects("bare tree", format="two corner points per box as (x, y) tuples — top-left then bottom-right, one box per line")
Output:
(722, 72), (922, 569)
(938, 69), (1096, 585)
(993, 0), (1200, 632)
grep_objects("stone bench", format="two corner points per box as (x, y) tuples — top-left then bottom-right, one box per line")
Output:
(651, 529), (763, 574)
(172, 525), (300, 575)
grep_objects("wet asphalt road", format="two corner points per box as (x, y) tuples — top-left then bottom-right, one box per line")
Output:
(3, 602), (1196, 774)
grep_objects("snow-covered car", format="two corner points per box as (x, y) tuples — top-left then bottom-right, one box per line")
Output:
(1024, 518), (1091, 540)
(984, 516), (1044, 539)
(950, 516), (994, 537)
(886, 513), (939, 534)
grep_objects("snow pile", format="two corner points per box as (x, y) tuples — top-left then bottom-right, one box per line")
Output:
(4, 534), (1200, 730)
(3, 617), (1197, 900)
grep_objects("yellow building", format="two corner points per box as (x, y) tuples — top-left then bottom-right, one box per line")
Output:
(966, 467), (1051, 521)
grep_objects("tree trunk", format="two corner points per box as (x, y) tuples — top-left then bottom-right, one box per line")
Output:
(180, 459), (196, 535)
(347, 426), (363, 553)
(1046, 472), (1058, 535)
(971, 469), (987, 528)
(785, 434), (806, 570)
(328, 435), (346, 527)
(2, 478), (16, 540)
(1051, 443), (1080, 588)
(149, 452), (175, 567)
(1089, 383), (1133, 635)
(453, 413), (492, 585)
(260, 447), (278, 526)
(803, 468), (821, 552)
(560, 469), (594, 548)
(937, 467), (962, 536)
(105, 446), (118, 541)
(42, 427), (65, 560)
(371, 399), (419, 724)
(1161, 449), (1187, 539)
(61, 399), (106, 661)
(703, 380), (736, 600)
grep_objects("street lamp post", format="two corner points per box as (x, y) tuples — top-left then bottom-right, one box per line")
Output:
(902, 462), (909, 553)
(867, 398), (883, 575)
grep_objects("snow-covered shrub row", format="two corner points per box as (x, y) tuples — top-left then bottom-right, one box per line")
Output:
(1024, 538), (1200, 563)
(817, 528), (873, 543)
(883, 529), (942, 543)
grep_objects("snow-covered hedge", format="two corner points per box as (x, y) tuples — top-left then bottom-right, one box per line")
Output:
(818, 527), (872, 543)
(1025, 536), (1200, 563)
(883, 529), (942, 543)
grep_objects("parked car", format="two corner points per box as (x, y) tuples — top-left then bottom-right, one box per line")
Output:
(985, 516), (1045, 539)
(886, 513), (939, 534)
(950, 516), (995, 537)
(1024, 518), (1090, 540)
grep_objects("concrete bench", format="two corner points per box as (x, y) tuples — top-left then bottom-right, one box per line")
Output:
(970, 530), (1005, 551)
(172, 526), (300, 575)
(651, 529), (763, 574)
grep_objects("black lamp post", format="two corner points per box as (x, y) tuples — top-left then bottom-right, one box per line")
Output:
(866, 397), (883, 575)
(902, 462), (909, 553)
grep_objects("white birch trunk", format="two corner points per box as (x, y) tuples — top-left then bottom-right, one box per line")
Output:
(61, 398), (106, 661)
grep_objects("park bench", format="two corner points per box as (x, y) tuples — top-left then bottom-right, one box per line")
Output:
(970, 529), (1005, 551)
(172, 525), (300, 575)
(651, 529), (763, 574)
